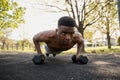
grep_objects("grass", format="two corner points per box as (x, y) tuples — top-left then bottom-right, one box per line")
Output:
(0, 47), (35, 53)
(0, 46), (120, 55)
(60, 46), (120, 55)
(85, 46), (120, 54)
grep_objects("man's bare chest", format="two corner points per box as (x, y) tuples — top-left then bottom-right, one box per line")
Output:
(46, 41), (75, 51)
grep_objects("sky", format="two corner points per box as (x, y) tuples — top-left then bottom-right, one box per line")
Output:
(9, 0), (67, 40)
(9, 0), (120, 41)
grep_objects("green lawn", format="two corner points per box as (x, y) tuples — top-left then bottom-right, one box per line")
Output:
(85, 46), (120, 54)
(61, 46), (120, 55)
(0, 46), (120, 55)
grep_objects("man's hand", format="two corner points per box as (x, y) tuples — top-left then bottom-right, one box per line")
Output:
(32, 54), (45, 65)
(72, 54), (89, 64)
(76, 54), (80, 60)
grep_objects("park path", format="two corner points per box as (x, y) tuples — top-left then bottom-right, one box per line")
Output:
(0, 52), (120, 80)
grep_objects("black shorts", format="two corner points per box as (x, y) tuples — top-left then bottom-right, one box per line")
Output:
(45, 46), (62, 54)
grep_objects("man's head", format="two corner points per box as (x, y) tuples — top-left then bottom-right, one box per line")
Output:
(58, 16), (76, 27)
(56, 16), (76, 45)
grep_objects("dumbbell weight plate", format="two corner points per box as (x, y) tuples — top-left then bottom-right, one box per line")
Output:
(32, 54), (45, 65)
(78, 55), (88, 64)
(71, 55), (78, 63)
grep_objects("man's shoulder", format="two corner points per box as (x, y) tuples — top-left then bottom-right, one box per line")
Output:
(73, 32), (83, 44)
(74, 32), (82, 37)
(33, 29), (56, 42)
(40, 30), (56, 37)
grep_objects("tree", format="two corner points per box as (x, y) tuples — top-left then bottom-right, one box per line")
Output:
(17, 39), (30, 51)
(36, 0), (107, 52)
(5, 38), (14, 50)
(0, 28), (13, 50)
(0, 36), (6, 49)
(0, 0), (25, 31)
(84, 29), (93, 42)
(0, 0), (25, 50)
(95, 0), (118, 48)
(16, 40), (22, 50)
(117, 36), (120, 45)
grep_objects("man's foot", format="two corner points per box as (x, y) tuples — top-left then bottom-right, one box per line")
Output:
(46, 53), (49, 57)
(53, 54), (56, 57)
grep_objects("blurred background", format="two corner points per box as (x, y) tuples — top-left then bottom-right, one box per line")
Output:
(0, 0), (120, 53)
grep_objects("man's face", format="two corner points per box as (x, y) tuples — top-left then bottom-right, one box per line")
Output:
(57, 26), (75, 45)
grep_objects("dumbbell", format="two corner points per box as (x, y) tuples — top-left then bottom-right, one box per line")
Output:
(32, 54), (45, 65)
(71, 55), (78, 63)
(46, 53), (56, 57)
(72, 55), (88, 64)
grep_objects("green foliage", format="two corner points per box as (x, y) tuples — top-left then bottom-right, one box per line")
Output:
(17, 39), (30, 47)
(0, 31), (4, 37)
(84, 30), (93, 42)
(98, 0), (118, 25)
(0, 0), (25, 31)
(22, 39), (30, 47)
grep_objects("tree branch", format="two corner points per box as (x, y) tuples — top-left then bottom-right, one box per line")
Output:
(69, 0), (75, 19)
(46, 5), (67, 11)
(75, 0), (80, 26)
(84, 12), (101, 30)
(81, 0), (85, 22)
(85, 1), (100, 16)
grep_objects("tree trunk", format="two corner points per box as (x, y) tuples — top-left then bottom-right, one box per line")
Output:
(119, 39), (120, 46)
(106, 18), (111, 49)
(22, 43), (24, 51)
(107, 33), (111, 49)
(12, 44), (13, 50)
(80, 30), (85, 52)
(6, 44), (9, 50)
(1, 41), (5, 50)
(16, 43), (18, 50)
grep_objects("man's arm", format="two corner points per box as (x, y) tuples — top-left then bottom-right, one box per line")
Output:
(33, 34), (43, 54)
(75, 33), (84, 59)
(76, 42), (83, 55)
(76, 40), (83, 55)
(33, 32), (48, 55)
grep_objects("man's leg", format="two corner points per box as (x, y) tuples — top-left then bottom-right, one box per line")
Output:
(44, 46), (62, 57)
(45, 46), (51, 57)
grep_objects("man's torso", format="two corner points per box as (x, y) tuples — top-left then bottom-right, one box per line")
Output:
(43, 30), (79, 51)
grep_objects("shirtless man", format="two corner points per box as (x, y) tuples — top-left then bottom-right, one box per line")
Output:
(33, 16), (84, 63)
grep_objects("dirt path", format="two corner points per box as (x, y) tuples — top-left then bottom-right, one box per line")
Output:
(0, 52), (120, 80)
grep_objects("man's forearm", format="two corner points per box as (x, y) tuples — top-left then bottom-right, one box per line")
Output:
(33, 38), (42, 54)
(76, 44), (81, 55)
(76, 38), (84, 54)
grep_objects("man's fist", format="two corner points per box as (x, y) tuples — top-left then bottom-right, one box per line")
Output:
(71, 55), (88, 64)
(32, 54), (45, 65)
